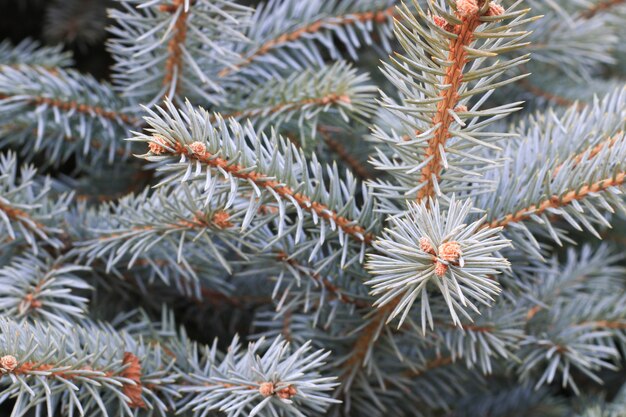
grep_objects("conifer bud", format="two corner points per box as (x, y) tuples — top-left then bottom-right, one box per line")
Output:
(419, 237), (435, 254)
(454, 105), (468, 113)
(259, 382), (275, 397)
(0, 355), (17, 372)
(438, 241), (462, 262)
(434, 261), (448, 277)
(148, 136), (168, 155)
(211, 210), (233, 229)
(487, 3), (505, 17)
(432, 15), (448, 29)
(189, 141), (207, 155)
(277, 385), (297, 399)
(456, 0), (479, 17)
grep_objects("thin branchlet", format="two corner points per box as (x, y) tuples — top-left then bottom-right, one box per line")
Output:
(417, 3), (485, 201)
(488, 171), (626, 228)
(162, 0), (189, 95)
(0, 93), (138, 125)
(580, 0), (626, 19)
(216, 93), (352, 122)
(153, 141), (375, 244)
(343, 0), (496, 383)
(219, 6), (397, 77)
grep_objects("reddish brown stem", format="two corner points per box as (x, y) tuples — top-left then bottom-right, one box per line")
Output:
(318, 126), (373, 180)
(518, 78), (580, 109)
(0, 201), (47, 238)
(162, 0), (189, 95)
(157, 142), (374, 244)
(400, 356), (454, 379)
(580, 0), (626, 19)
(416, 12), (483, 201)
(0, 93), (138, 125)
(217, 94), (352, 122)
(344, 5), (487, 383)
(11, 353), (145, 409)
(277, 251), (370, 308)
(219, 7), (396, 77)
(487, 172), (626, 229)
(552, 134), (621, 177)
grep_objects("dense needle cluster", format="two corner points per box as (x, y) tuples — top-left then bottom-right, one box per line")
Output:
(0, 0), (625, 416)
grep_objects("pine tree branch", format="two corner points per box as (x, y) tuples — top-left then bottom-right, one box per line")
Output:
(218, 61), (377, 147)
(318, 126), (373, 180)
(580, 0), (626, 19)
(218, 93), (352, 122)
(0, 93), (139, 125)
(161, 0), (189, 95)
(400, 356), (454, 379)
(347, 171), (625, 384)
(2, 120), (129, 159)
(341, 308), (388, 380)
(156, 141), (375, 244)
(1, 63), (61, 74)
(416, 8), (485, 201)
(277, 251), (369, 308)
(0, 201), (47, 236)
(5, 352), (146, 409)
(487, 171), (626, 229)
(219, 6), (397, 78)
(518, 78), (580, 109)
(94, 219), (210, 242)
(589, 320), (626, 329)
(90, 254), (270, 309)
(0, 255), (90, 325)
(552, 134), (621, 176)
(0, 39), (73, 69)
(382, 300), (626, 386)
(343, 2), (497, 383)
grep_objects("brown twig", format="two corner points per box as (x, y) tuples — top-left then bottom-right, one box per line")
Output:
(216, 94), (352, 123)
(400, 356), (454, 379)
(0, 201), (48, 238)
(155, 142), (374, 244)
(487, 172), (626, 229)
(580, 0), (626, 19)
(518, 78), (580, 109)
(277, 252), (370, 308)
(416, 10), (483, 201)
(342, 4), (487, 384)
(0, 64), (62, 75)
(552, 134), (622, 177)
(9, 354), (146, 409)
(0, 93), (139, 125)
(219, 6), (397, 78)
(318, 126), (373, 180)
(162, 0), (189, 95)
(589, 320), (626, 329)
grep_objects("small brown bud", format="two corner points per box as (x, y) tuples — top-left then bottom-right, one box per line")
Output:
(277, 385), (297, 399)
(432, 15), (448, 29)
(454, 105), (468, 113)
(0, 355), (17, 372)
(189, 141), (207, 155)
(487, 3), (505, 17)
(148, 136), (168, 155)
(456, 0), (479, 17)
(259, 382), (275, 397)
(434, 261), (448, 277)
(419, 237), (435, 254)
(438, 241), (462, 262)
(211, 210), (233, 229)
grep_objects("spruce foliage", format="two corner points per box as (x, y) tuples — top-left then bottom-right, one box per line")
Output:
(0, 0), (625, 416)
